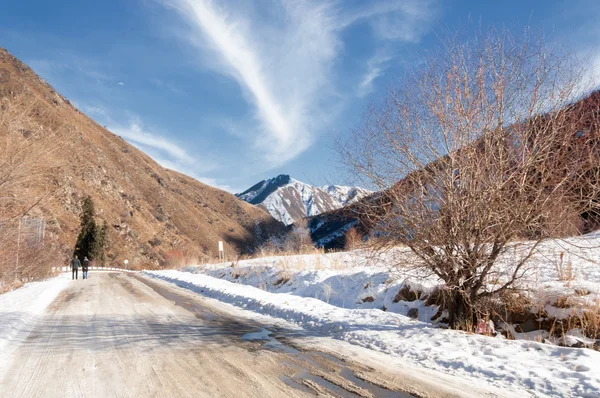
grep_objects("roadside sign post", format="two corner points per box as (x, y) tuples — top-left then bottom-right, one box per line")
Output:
(124, 259), (129, 269)
(218, 241), (225, 262)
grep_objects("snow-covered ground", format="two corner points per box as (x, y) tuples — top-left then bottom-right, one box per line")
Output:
(184, 236), (600, 329)
(145, 234), (600, 397)
(0, 273), (71, 379)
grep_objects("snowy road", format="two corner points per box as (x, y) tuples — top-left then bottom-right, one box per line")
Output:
(0, 273), (420, 398)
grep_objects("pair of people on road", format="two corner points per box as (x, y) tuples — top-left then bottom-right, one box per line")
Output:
(70, 256), (90, 280)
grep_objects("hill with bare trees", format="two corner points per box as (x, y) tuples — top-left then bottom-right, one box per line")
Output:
(0, 47), (283, 275)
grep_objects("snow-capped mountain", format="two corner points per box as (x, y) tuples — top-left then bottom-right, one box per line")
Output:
(236, 175), (372, 225)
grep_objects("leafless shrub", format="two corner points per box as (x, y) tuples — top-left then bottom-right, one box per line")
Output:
(339, 27), (600, 327)
(344, 226), (363, 250)
(0, 225), (65, 292)
(0, 95), (71, 287)
(255, 218), (319, 257)
(284, 218), (313, 252)
(555, 252), (575, 282)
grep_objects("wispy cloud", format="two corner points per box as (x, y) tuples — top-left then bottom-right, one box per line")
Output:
(158, 0), (439, 169)
(111, 120), (196, 166)
(117, 81), (125, 86)
(339, 0), (439, 42)
(358, 52), (394, 97)
(151, 78), (185, 95)
(29, 57), (114, 85)
(159, 0), (334, 166)
(81, 104), (110, 119)
(109, 119), (236, 191)
(351, 0), (439, 97)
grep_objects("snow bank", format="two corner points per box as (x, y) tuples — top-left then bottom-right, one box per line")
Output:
(187, 234), (600, 335)
(0, 273), (71, 377)
(187, 260), (439, 323)
(145, 269), (600, 397)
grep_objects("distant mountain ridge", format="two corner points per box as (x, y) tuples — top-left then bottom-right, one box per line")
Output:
(236, 175), (371, 225)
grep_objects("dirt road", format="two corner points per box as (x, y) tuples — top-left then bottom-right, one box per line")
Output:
(0, 272), (416, 398)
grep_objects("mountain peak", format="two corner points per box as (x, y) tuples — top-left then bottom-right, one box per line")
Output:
(237, 176), (371, 225)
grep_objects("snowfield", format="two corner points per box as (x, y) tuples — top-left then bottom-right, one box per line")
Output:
(145, 234), (600, 397)
(0, 273), (70, 379)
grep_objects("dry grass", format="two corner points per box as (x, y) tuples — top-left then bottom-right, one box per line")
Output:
(0, 92), (71, 288)
(554, 252), (575, 283)
(344, 227), (364, 250)
(253, 246), (325, 259)
(0, 238), (63, 292)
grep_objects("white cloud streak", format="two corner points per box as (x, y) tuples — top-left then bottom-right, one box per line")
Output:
(110, 120), (236, 191)
(160, 0), (336, 166)
(358, 53), (393, 97)
(159, 0), (438, 169)
(112, 121), (196, 165)
(338, 0), (439, 42)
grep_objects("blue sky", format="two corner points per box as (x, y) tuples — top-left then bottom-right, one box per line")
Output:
(2, 0), (600, 193)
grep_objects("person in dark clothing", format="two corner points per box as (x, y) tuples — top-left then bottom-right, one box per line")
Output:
(82, 257), (89, 279)
(71, 256), (81, 280)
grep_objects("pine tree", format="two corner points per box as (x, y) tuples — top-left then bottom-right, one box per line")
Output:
(74, 196), (102, 261)
(96, 220), (109, 267)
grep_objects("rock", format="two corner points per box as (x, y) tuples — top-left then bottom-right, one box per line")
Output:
(0, 67), (10, 83)
(407, 308), (419, 319)
(394, 286), (419, 303)
(362, 296), (375, 303)
(515, 319), (539, 333)
(570, 340), (586, 349)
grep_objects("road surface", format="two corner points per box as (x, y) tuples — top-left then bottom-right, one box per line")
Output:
(0, 272), (417, 398)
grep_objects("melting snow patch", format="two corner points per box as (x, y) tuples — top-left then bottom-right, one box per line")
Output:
(145, 269), (600, 397)
(242, 328), (272, 341)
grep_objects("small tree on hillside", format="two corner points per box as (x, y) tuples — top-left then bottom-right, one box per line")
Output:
(96, 220), (109, 266)
(284, 218), (314, 253)
(340, 27), (600, 328)
(344, 226), (363, 250)
(74, 196), (107, 262)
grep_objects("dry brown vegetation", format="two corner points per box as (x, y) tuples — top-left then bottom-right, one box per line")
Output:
(344, 226), (364, 250)
(340, 27), (600, 328)
(0, 47), (285, 276)
(252, 218), (321, 258)
(0, 93), (72, 288)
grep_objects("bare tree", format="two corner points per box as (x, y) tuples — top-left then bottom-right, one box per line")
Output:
(340, 27), (600, 328)
(255, 218), (316, 256)
(285, 218), (313, 252)
(0, 95), (70, 286)
(344, 226), (363, 250)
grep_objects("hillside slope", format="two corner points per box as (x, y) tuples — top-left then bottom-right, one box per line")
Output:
(236, 174), (370, 225)
(309, 91), (600, 249)
(0, 47), (283, 268)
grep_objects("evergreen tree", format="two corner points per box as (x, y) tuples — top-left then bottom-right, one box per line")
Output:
(97, 220), (109, 267)
(74, 196), (104, 261)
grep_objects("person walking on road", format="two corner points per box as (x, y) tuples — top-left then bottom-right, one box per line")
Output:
(71, 256), (81, 280)
(82, 256), (89, 279)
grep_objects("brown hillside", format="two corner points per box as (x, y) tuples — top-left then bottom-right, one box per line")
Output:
(0, 47), (283, 269)
(310, 91), (600, 249)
